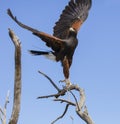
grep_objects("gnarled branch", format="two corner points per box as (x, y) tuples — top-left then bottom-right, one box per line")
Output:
(38, 72), (94, 124)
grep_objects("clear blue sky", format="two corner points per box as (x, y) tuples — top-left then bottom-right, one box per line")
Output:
(0, 0), (120, 124)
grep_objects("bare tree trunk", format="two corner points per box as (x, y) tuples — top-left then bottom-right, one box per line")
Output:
(8, 29), (21, 124)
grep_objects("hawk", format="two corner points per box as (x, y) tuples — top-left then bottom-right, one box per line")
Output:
(7, 0), (92, 86)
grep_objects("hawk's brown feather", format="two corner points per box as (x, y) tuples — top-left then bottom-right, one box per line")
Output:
(53, 0), (92, 39)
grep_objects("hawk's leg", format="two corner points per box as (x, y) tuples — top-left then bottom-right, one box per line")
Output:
(59, 78), (72, 87)
(60, 56), (72, 87)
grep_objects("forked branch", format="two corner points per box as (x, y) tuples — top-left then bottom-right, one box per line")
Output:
(38, 72), (94, 124)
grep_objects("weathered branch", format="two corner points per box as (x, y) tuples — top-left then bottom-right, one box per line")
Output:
(4, 91), (10, 110)
(8, 29), (21, 124)
(0, 91), (10, 124)
(37, 93), (61, 99)
(38, 71), (61, 92)
(69, 90), (80, 111)
(54, 98), (76, 106)
(0, 114), (3, 124)
(0, 106), (4, 124)
(51, 104), (69, 124)
(37, 72), (94, 124)
(75, 88), (94, 124)
(37, 84), (81, 99)
(0, 106), (4, 116)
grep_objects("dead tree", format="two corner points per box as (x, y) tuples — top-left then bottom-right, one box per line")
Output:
(8, 29), (21, 124)
(0, 29), (21, 124)
(38, 71), (94, 124)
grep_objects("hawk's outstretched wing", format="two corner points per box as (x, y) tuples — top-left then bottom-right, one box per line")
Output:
(7, 9), (63, 52)
(53, 0), (92, 39)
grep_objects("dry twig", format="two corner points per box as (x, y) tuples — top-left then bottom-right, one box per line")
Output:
(0, 91), (10, 124)
(38, 71), (61, 92)
(51, 104), (69, 124)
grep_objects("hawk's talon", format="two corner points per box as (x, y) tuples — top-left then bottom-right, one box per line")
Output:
(59, 79), (66, 83)
(59, 78), (72, 88)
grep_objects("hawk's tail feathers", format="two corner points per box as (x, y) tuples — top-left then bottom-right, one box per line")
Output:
(29, 50), (56, 61)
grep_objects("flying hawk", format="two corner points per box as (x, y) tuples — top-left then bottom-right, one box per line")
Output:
(7, 0), (92, 87)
